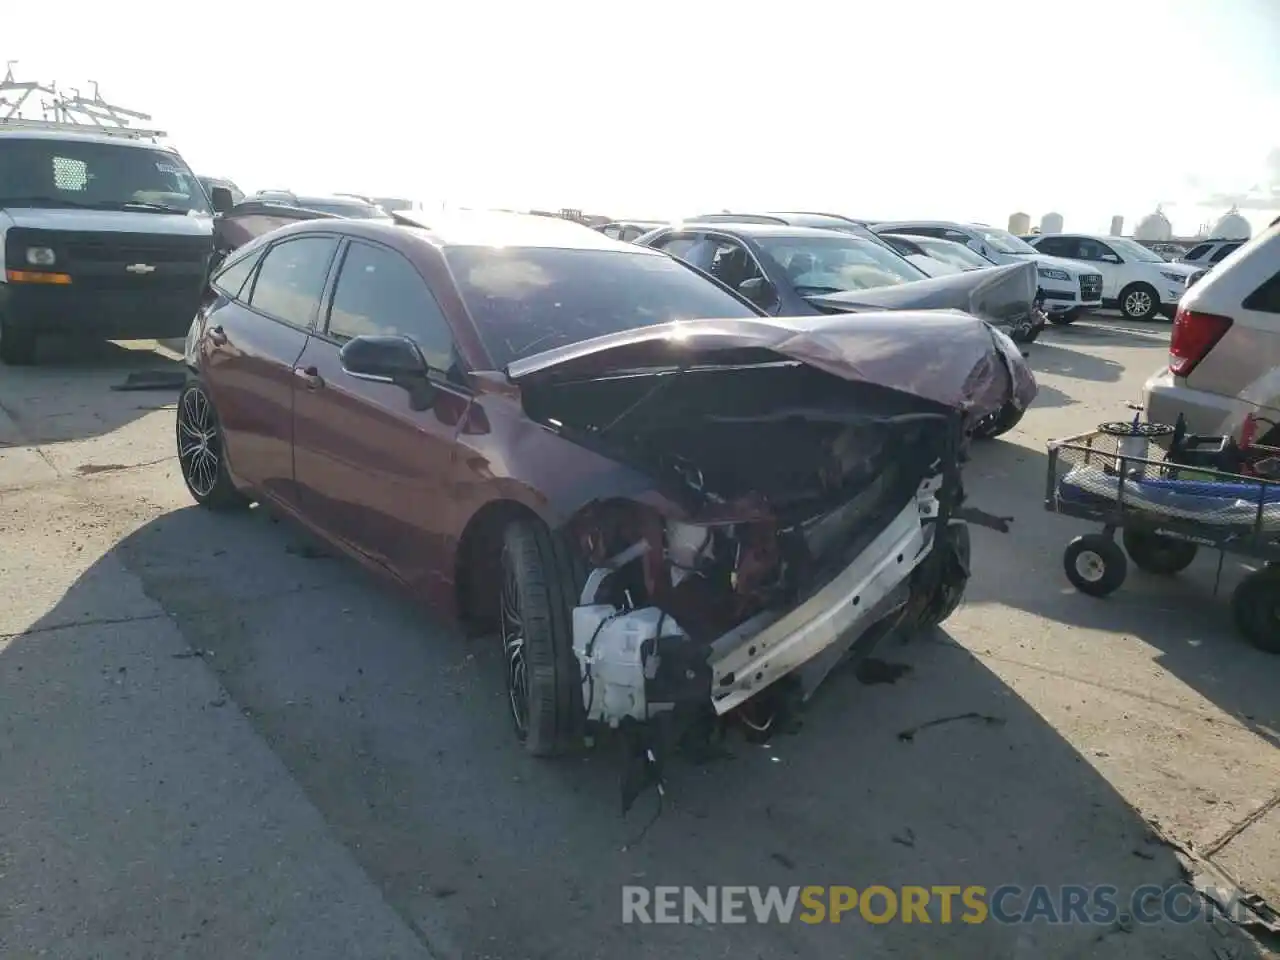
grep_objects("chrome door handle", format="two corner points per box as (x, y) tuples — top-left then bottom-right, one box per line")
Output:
(293, 366), (324, 389)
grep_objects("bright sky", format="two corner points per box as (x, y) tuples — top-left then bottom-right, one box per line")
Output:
(6, 0), (1280, 235)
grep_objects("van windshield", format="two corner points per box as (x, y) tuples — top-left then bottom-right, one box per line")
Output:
(0, 137), (210, 215)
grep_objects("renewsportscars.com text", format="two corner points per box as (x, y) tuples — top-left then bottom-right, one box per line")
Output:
(622, 884), (1219, 926)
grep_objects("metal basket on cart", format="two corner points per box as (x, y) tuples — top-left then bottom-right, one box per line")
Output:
(1043, 421), (1280, 653)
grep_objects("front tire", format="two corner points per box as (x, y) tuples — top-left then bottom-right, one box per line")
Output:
(176, 382), (248, 510)
(973, 403), (1024, 440)
(1063, 534), (1127, 597)
(0, 317), (37, 366)
(499, 519), (588, 756)
(1119, 283), (1160, 321)
(1049, 307), (1084, 326)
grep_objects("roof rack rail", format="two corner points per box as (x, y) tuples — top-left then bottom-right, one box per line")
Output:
(0, 116), (167, 140)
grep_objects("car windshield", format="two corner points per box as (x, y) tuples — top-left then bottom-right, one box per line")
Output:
(755, 235), (925, 293)
(1107, 237), (1167, 263)
(911, 237), (993, 269)
(296, 198), (388, 219)
(972, 227), (1038, 255)
(444, 246), (762, 367)
(0, 137), (210, 214)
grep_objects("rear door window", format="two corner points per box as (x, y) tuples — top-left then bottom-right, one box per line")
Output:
(651, 233), (700, 260)
(247, 236), (339, 330)
(326, 240), (457, 371)
(1076, 238), (1115, 261)
(1209, 243), (1242, 263)
(1034, 236), (1075, 258)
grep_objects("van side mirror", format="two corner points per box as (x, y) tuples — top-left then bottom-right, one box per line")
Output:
(1100, 253), (1122, 264)
(209, 186), (235, 215)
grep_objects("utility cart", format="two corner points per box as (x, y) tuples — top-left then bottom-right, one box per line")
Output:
(1044, 419), (1280, 654)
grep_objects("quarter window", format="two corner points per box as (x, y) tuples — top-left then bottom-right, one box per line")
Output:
(1243, 270), (1280, 314)
(327, 240), (456, 371)
(211, 250), (261, 300)
(248, 236), (339, 329)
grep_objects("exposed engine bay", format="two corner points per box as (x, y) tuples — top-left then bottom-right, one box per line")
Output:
(523, 360), (978, 759)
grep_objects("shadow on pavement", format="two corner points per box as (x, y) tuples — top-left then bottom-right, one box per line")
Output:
(3, 500), (1269, 959)
(1027, 340), (1128, 384)
(1025, 381), (1076, 410)
(0, 340), (181, 445)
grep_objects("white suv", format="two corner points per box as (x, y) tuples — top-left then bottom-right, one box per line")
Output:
(1142, 216), (1280, 438)
(1025, 233), (1201, 320)
(1178, 239), (1246, 270)
(872, 221), (1103, 324)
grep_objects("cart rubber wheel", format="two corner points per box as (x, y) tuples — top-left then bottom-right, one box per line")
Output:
(1231, 567), (1280, 654)
(1122, 529), (1198, 576)
(1063, 534), (1127, 597)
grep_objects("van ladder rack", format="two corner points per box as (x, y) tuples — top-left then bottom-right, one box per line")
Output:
(0, 116), (167, 140)
(0, 63), (164, 139)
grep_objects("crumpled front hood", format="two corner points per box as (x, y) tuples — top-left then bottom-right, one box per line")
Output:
(803, 261), (1040, 328)
(507, 311), (1038, 420)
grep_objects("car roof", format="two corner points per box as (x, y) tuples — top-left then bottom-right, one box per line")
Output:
(278, 210), (660, 253)
(769, 211), (871, 224)
(0, 128), (176, 151)
(874, 220), (980, 230)
(661, 222), (873, 240)
(295, 194), (375, 204)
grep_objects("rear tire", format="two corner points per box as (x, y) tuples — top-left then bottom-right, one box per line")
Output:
(1232, 567), (1280, 654)
(1122, 530), (1198, 575)
(499, 519), (589, 756)
(0, 318), (37, 366)
(1119, 283), (1160, 321)
(1063, 534), (1127, 597)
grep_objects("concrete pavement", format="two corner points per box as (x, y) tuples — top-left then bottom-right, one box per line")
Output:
(0, 327), (1276, 959)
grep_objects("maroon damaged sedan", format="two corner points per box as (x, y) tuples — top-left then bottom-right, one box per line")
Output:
(179, 211), (1012, 764)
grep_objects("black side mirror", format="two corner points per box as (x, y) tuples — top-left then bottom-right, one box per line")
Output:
(209, 186), (235, 215)
(737, 276), (778, 309)
(339, 335), (438, 408)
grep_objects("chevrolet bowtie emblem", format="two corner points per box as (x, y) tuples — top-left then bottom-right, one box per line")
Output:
(125, 263), (156, 274)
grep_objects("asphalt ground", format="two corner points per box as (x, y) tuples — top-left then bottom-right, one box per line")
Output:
(1, 315), (1276, 959)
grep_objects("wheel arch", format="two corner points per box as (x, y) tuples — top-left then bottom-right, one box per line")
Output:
(454, 497), (548, 633)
